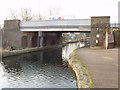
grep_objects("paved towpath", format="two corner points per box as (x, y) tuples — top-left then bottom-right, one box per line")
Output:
(76, 47), (118, 88)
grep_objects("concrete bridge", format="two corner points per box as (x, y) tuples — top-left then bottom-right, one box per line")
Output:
(20, 19), (91, 32)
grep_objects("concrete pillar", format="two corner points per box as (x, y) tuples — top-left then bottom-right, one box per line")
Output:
(28, 35), (32, 48)
(38, 31), (44, 47)
(59, 33), (62, 45)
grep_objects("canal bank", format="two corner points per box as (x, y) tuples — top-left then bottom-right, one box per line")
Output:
(1, 41), (87, 88)
(2, 46), (58, 58)
(1, 41), (86, 88)
(68, 48), (91, 88)
(1, 43), (79, 88)
(69, 47), (118, 88)
(2, 40), (81, 58)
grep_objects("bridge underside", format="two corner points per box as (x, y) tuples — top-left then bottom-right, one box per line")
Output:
(19, 20), (91, 47)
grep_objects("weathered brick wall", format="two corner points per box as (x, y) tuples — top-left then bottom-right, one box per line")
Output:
(114, 30), (120, 47)
(3, 20), (39, 49)
(3, 20), (63, 49)
(4, 20), (20, 30)
(26, 32), (38, 48)
(43, 32), (62, 46)
(90, 16), (110, 47)
(3, 20), (25, 49)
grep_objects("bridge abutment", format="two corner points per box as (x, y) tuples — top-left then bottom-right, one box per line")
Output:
(90, 16), (110, 48)
(2, 20), (63, 50)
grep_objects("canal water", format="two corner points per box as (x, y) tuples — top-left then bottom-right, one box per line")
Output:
(0, 42), (84, 88)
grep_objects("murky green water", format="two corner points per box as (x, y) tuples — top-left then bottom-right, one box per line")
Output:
(0, 42), (84, 88)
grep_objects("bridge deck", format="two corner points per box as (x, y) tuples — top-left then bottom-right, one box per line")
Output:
(20, 19), (91, 32)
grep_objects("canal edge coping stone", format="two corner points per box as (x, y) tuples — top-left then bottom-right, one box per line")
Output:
(68, 48), (93, 88)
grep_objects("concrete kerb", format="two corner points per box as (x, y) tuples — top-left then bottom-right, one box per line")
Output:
(2, 40), (80, 58)
(2, 46), (56, 58)
(90, 46), (105, 49)
(68, 47), (93, 88)
(62, 40), (79, 47)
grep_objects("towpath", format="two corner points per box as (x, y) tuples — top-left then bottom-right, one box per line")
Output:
(76, 47), (118, 88)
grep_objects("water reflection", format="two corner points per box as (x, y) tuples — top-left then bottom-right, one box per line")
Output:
(0, 42), (84, 88)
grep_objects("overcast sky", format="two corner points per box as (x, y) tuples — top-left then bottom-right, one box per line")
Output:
(0, 0), (119, 24)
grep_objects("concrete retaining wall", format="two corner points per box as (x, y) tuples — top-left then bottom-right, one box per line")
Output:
(68, 49), (91, 88)
(0, 29), (2, 60)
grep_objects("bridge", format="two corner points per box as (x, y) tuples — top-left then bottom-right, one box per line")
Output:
(3, 16), (111, 49)
(20, 19), (91, 32)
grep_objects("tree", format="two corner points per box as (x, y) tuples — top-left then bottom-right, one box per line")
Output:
(9, 10), (19, 20)
(20, 8), (33, 21)
(48, 6), (61, 20)
(9, 8), (34, 21)
(35, 12), (42, 21)
(8, 6), (61, 21)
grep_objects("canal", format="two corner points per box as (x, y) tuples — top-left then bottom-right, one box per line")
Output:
(0, 42), (84, 88)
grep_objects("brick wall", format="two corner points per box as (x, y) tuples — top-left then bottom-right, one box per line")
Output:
(3, 20), (24, 49)
(90, 16), (110, 47)
(43, 32), (62, 46)
(3, 20), (39, 49)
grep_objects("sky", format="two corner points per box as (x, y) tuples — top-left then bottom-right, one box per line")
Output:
(0, 0), (119, 24)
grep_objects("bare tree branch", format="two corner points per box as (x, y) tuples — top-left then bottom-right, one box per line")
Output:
(9, 10), (19, 20)
(20, 8), (33, 21)
(48, 6), (61, 19)
(8, 6), (61, 21)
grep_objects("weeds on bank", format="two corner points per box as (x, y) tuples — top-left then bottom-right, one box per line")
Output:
(83, 73), (87, 75)
(73, 52), (76, 56)
(73, 48), (93, 88)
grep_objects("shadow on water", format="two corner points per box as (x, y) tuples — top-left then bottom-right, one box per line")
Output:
(0, 45), (79, 88)
(3, 47), (63, 72)
(0, 42), (84, 88)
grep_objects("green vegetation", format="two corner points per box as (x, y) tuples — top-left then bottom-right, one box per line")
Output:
(83, 73), (87, 75)
(73, 52), (76, 56)
(72, 48), (93, 87)
(62, 41), (67, 44)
